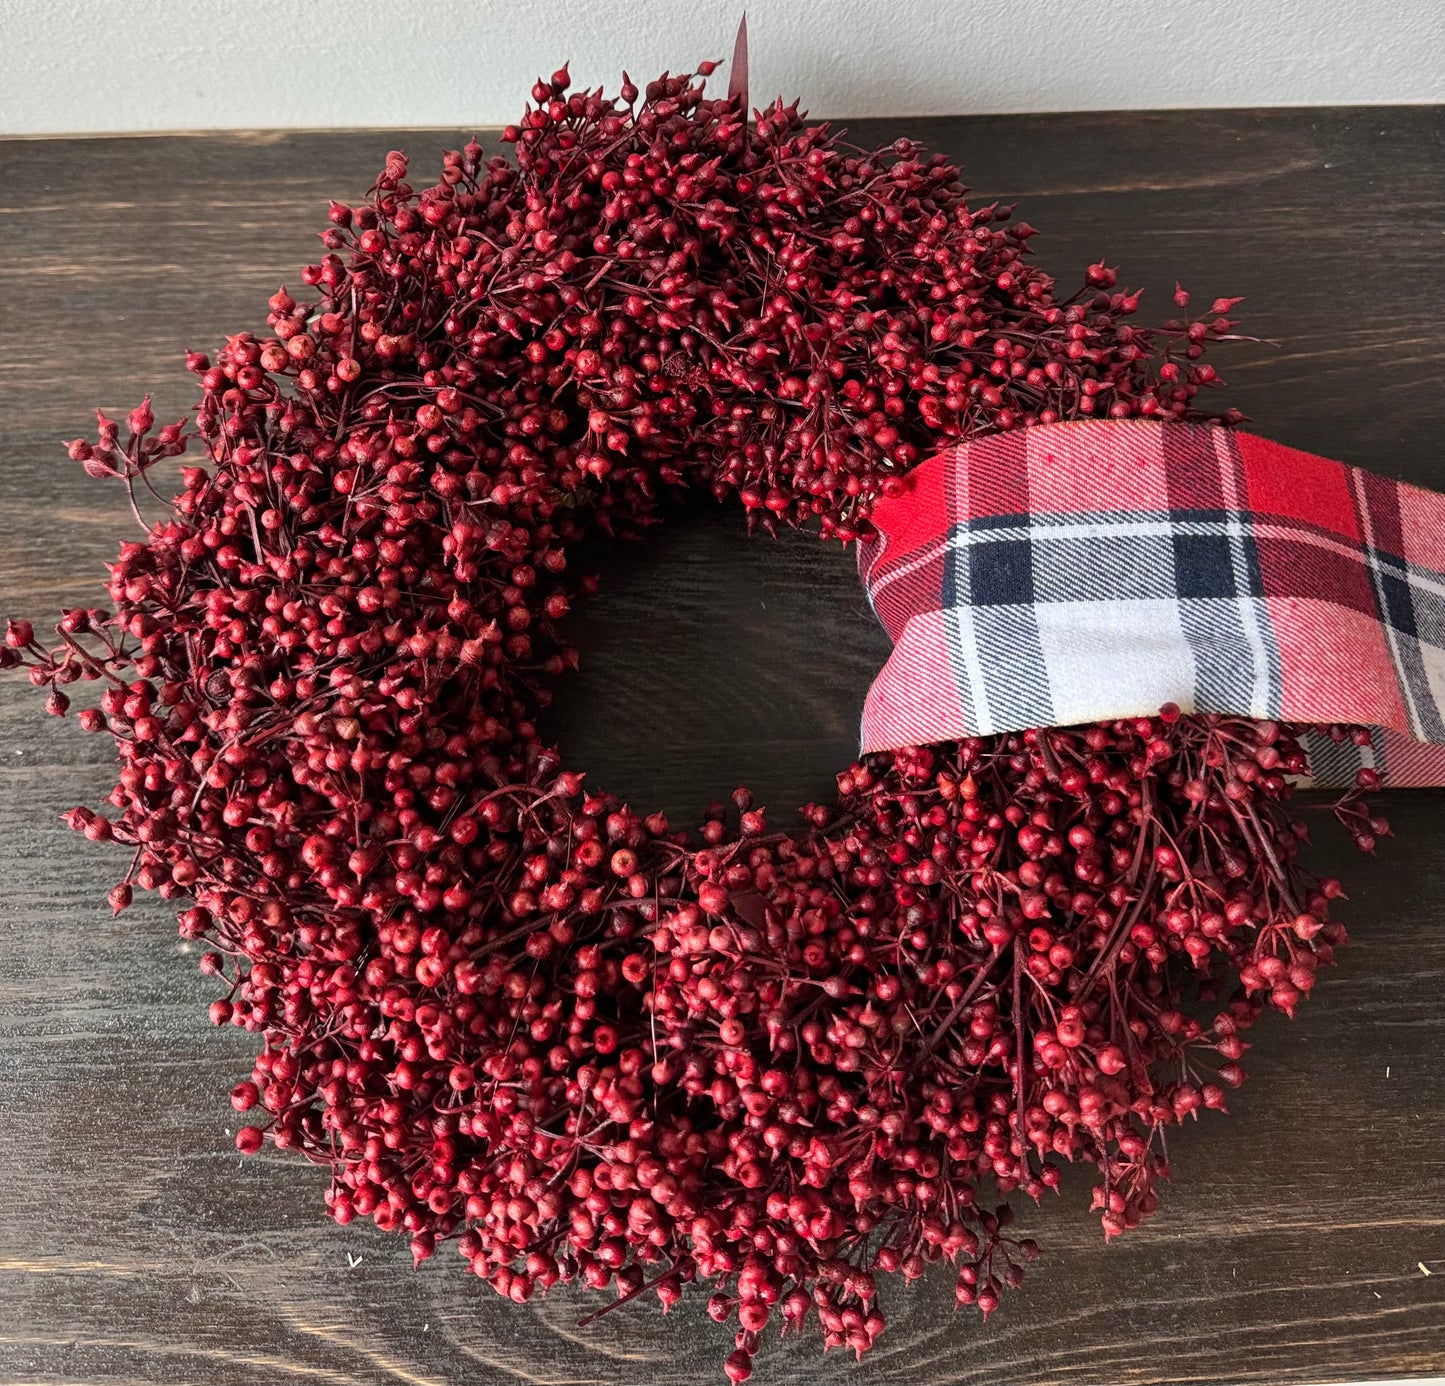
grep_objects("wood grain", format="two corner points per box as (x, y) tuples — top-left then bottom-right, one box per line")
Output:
(1, 108), (1444, 1386)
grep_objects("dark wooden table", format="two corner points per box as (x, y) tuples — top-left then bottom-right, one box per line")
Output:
(2, 108), (1443, 1386)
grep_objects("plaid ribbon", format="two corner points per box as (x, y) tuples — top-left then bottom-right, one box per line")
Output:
(858, 420), (1445, 787)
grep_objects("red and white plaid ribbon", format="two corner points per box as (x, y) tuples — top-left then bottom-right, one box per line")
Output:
(858, 420), (1445, 787)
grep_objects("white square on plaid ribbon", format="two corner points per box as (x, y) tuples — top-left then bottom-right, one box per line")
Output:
(1033, 599), (1197, 725)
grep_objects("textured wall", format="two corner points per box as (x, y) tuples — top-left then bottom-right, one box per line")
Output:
(0, 0), (1442, 135)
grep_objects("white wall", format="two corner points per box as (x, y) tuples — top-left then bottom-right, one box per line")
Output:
(0, 0), (1441, 136)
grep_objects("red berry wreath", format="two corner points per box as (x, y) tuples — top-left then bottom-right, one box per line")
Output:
(1, 57), (1392, 1382)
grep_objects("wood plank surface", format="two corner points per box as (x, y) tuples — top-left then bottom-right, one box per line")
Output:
(1, 107), (1443, 1386)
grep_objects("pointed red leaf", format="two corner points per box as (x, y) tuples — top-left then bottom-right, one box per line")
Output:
(728, 14), (748, 110)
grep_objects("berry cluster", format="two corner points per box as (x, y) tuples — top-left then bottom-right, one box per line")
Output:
(2, 62), (1381, 1379)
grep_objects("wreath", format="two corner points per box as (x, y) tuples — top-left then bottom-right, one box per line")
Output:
(6, 42), (1443, 1382)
